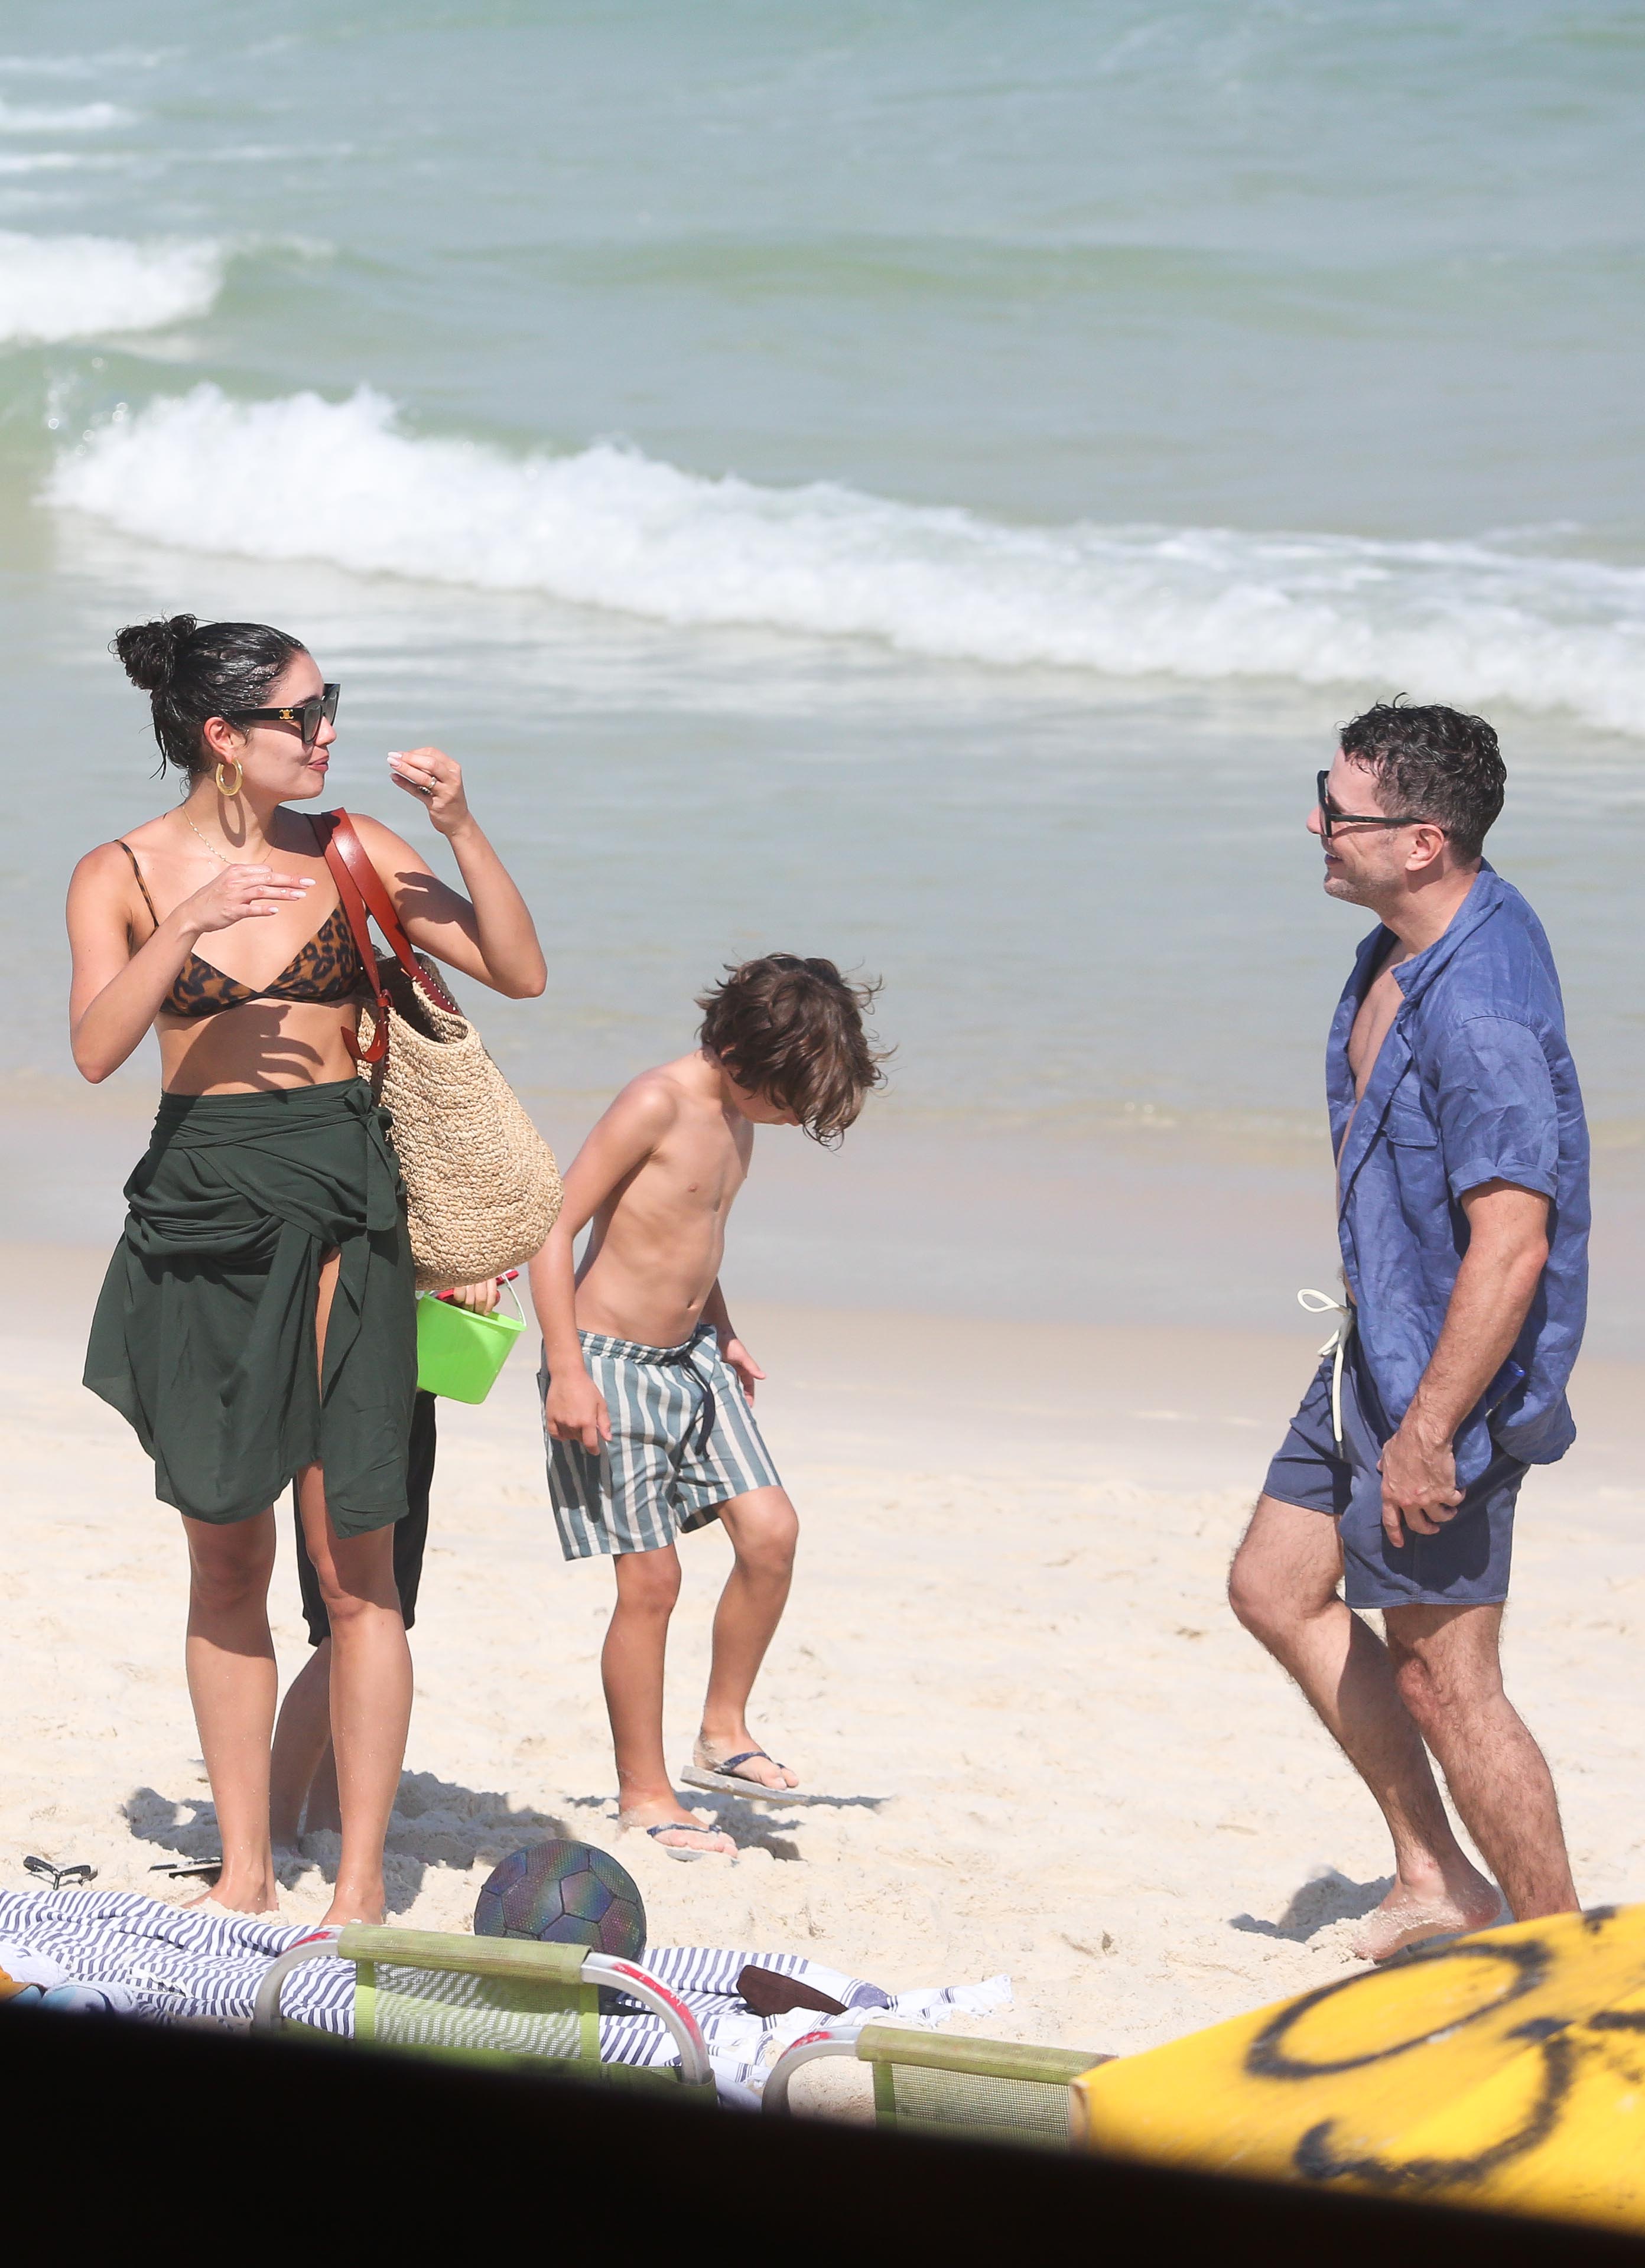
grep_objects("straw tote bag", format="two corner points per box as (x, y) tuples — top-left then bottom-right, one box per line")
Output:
(317, 811), (562, 1291)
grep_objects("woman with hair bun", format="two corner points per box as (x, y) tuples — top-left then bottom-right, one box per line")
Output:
(67, 616), (545, 1922)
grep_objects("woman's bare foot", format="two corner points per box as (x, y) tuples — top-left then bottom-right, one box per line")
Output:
(1350, 1871), (1505, 1963)
(183, 1883), (282, 1921)
(693, 1733), (798, 1792)
(180, 1848), (280, 1917)
(321, 1887), (387, 1926)
(620, 1800), (735, 1859)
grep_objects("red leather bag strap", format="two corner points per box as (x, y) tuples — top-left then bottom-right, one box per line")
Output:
(313, 811), (391, 1063)
(315, 811), (460, 1028)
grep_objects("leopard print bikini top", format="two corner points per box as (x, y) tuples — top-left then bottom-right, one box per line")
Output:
(117, 833), (364, 1020)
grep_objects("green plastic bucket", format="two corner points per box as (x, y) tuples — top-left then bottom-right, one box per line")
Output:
(415, 1278), (527, 1403)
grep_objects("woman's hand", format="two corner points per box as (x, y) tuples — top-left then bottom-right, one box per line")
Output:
(387, 747), (471, 839)
(180, 864), (315, 938)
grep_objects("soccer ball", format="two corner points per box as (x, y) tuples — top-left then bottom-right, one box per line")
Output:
(473, 1840), (646, 1958)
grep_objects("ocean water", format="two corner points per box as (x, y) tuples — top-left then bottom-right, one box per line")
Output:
(2, 4), (1640, 1332)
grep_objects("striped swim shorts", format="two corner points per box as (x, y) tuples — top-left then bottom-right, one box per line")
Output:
(540, 1324), (782, 1561)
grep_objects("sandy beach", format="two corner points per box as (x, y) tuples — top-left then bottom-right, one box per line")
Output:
(6, 1238), (1643, 2094)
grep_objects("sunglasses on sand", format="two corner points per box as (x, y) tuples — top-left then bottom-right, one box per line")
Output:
(223, 684), (340, 749)
(1316, 768), (1439, 841)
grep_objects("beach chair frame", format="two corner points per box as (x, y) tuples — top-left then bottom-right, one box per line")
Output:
(253, 1924), (713, 2089)
(762, 2022), (1109, 2147)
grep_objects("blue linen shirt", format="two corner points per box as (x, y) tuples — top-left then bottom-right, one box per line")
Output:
(1329, 862), (1589, 1483)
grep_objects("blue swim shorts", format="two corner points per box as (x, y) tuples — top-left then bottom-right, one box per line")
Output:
(1263, 1346), (1526, 1611)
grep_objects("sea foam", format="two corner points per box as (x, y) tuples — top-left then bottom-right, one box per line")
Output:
(44, 383), (1645, 733)
(0, 99), (129, 131)
(0, 232), (222, 344)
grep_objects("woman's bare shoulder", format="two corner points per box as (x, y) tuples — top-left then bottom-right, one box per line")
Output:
(72, 837), (142, 886)
(71, 815), (187, 902)
(68, 839), (148, 924)
(339, 808), (426, 869)
(102, 809), (190, 857)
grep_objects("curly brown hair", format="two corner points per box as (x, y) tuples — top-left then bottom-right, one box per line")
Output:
(1339, 698), (1506, 861)
(697, 955), (888, 1146)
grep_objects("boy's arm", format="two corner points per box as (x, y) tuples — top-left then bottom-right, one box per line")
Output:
(528, 1081), (675, 1452)
(529, 1218), (607, 1450)
(702, 1278), (766, 1403)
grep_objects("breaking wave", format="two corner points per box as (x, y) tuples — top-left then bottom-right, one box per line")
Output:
(43, 382), (1645, 733)
(0, 231), (222, 344)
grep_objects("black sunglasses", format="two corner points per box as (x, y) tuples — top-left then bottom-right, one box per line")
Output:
(224, 684), (340, 748)
(1316, 769), (1436, 841)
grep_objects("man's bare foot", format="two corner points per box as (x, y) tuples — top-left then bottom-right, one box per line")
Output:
(1350, 1873), (1505, 1963)
(693, 1735), (798, 1792)
(620, 1800), (735, 1859)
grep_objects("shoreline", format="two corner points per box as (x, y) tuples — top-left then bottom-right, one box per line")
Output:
(5, 1081), (1641, 1352)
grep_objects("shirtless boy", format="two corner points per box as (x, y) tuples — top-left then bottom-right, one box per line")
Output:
(529, 955), (885, 1858)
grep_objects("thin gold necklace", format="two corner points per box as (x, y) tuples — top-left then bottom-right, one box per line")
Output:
(178, 806), (254, 867)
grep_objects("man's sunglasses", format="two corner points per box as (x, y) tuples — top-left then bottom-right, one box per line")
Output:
(1316, 769), (1436, 841)
(223, 684), (340, 748)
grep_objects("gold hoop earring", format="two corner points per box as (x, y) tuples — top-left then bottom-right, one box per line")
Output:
(214, 759), (244, 798)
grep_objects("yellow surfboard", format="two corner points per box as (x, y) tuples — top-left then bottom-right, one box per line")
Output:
(1072, 1906), (1645, 2233)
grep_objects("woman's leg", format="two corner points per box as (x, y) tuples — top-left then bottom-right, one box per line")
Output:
(182, 1508), (279, 1914)
(295, 1242), (412, 1922)
(295, 1479), (409, 1921)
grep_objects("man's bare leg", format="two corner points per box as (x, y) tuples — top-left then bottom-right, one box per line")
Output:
(696, 1486), (800, 1792)
(1385, 1603), (1576, 1921)
(182, 1508), (281, 1915)
(604, 1544), (733, 1855)
(269, 1641), (331, 1848)
(1229, 1495), (1499, 1958)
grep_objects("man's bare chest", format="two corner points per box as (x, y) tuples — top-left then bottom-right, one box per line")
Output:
(1348, 965), (1407, 1100)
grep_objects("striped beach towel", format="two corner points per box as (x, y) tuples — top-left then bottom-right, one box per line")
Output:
(0, 1890), (1010, 2106)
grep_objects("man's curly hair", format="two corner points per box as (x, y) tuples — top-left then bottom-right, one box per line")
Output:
(1339, 698), (1506, 862)
(697, 954), (888, 1146)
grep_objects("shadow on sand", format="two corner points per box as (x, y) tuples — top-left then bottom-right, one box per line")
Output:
(123, 1766), (845, 1905)
(1228, 1866), (1393, 1942)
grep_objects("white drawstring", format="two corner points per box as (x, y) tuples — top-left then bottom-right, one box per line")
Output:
(1298, 1288), (1355, 1452)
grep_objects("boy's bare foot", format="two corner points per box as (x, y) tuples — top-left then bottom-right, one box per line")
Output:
(620, 1801), (735, 1859)
(693, 1736), (798, 1792)
(1350, 1871), (1505, 1963)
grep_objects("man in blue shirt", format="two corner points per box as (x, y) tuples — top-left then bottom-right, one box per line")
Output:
(1229, 702), (1588, 1961)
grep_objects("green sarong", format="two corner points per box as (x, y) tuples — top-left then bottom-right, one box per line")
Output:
(84, 1078), (416, 1536)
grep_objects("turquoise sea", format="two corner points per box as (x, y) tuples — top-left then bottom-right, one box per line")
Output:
(2, 4), (1640, 1334)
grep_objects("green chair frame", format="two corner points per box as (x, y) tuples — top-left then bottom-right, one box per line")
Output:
(763, 2022), (1110, 2147)
(252, 1925), (713, 2091)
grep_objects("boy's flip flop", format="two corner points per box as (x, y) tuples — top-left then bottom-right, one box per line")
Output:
(679, 1750), (822, 1805)
(643, 1823), (733, 1864)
